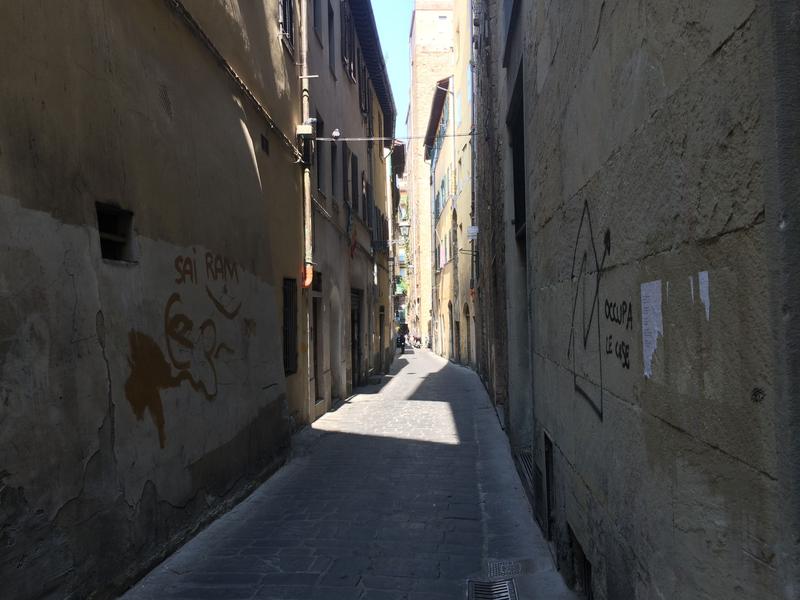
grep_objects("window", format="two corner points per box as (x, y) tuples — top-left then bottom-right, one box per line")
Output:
(503, 0), (519, 40)
(342, 143), (351, 204)
(96, 203), (136, 262)
(313, 0), (322, 38)
(328, 1), (336, 75)
(283, 278), (298, 374)
(316, 114), (325, 194)
(365, 180), (373, 226)
(330, 143), (338, 200)
(451, 212), (458, 258)
(351, 154), (359, 214)
(279, 0), (295, 50)
(340, 1), (356, 81)
(507, 66), (526, 240)
(358, 50), (369, 114)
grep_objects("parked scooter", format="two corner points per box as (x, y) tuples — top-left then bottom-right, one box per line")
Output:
(396, 334), (406, 354)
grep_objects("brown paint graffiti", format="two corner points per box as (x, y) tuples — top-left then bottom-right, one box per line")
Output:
(125, 331), (188, 448)
(205, 285), (242, 320)
(126, 251), (250, 448)
(163, 292), (225, 401)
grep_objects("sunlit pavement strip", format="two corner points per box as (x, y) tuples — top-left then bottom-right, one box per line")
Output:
(122, 350), (576, 600)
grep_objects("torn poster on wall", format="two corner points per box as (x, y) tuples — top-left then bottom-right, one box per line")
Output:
(698, 271), (710, 320)
(640, 280), (663, 379)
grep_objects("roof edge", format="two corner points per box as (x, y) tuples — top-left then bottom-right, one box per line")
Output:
(423, 78), (450, 160)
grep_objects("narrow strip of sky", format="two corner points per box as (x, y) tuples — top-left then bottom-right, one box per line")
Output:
(372, 0), (413, 142)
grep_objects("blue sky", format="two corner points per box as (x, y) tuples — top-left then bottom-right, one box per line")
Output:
(373, 0), (413, 141)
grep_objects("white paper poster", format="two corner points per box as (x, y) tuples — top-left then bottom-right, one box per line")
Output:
(640, 280), (663, 379)
(698, 271), (710, 321)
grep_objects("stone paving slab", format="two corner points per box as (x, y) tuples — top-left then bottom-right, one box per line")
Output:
(121, 350), (576, 600)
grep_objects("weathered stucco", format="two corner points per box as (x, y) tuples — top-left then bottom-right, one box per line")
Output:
(475, 0), (783, 597)
(0, 1), (302, 597)
(429, 0), (477, 368)
(305, 0), (395, 418)
(407, 1), (454, 349)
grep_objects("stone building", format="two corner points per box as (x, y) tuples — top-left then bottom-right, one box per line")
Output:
(0, 0), (393, 597)
(473, 0), (798, 598)
(305, 0), (396, 419)
(406, 0), (453, 349)
(391, 156), (410, 332)
(424, 0), (477, 366)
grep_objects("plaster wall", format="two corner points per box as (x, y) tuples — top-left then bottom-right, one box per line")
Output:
(431, 0), (476, 367)
(477, 0), (781, 597)
(407, 1), (453, 347)
(306, 0), (393, 413)
(473, 0), (509, 410)
(0, 1), (301, 597)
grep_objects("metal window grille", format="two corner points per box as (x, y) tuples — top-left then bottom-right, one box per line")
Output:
(279, 0), (295, 49)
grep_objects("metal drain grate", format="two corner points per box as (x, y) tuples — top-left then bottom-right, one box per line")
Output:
(486, 559), (523, 578)
(468, 579), (518, 600)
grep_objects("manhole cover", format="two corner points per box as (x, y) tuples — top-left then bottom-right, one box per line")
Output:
(467, 579), (518, 600)
(486, 559), (523, 578)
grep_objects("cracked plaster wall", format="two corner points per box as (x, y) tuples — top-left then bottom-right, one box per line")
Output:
(0, 1), (301, 597)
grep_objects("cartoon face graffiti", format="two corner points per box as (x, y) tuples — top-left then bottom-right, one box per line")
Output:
(125, 252), (244, 448)
(164, 292), (234, 400)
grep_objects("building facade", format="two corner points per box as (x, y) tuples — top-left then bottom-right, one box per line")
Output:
(406, 0), (453, 349)
(391, 161), (409, 335)
(425, 0), (476, 366)
(0, 0), (394, 597)
(474, 0), (797, 598)
(305, 0), (396, 420)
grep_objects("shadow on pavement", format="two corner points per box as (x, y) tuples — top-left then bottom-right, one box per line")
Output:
(122, 350), (574, 600)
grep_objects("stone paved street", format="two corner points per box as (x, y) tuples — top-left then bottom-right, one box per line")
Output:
(122, 350), (576, 600)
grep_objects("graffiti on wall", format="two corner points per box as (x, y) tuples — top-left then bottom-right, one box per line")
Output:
(567, 201), (610, 419)
(125, 251), (253, 448)
(604, 298), (633, 370)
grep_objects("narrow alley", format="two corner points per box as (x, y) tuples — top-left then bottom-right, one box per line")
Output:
(122, 350), (574, 600)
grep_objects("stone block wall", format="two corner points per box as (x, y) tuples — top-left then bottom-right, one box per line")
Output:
(474, 0), (786, 597)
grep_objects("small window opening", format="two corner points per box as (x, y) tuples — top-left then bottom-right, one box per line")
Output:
(260, 134), (270, 155)
(96, 203), (136, 262)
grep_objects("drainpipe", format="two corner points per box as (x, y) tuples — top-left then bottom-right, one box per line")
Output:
(767, 3), (800, 598)
(300, 0), (314, 288)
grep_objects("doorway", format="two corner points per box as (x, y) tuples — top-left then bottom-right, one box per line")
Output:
(350, 289), (362, 389)
(544, 432), (555, 541)
(378, 306), (385, 371)
(448, 302), (455, 359)
(329, 290), (342, 402)
(454, 320), (461, 363)
(464, 304), (471, 365)
(312, 296), (324, 403)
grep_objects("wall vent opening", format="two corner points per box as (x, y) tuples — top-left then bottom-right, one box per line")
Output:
(96, 203), (136, 262)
